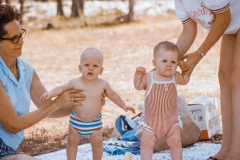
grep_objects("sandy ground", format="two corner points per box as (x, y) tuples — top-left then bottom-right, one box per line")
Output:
(17, 13), (221, 155)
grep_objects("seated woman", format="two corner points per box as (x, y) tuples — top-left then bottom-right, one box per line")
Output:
(0, 4), (94, 160)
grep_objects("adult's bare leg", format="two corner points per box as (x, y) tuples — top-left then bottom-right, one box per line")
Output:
(2, 154), (37, 160)
(226, 30), (240, 160)
(213, 33), (236, 159)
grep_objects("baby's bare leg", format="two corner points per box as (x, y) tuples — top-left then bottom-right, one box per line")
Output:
(89, 129), (103, 160)
(166, 125), (182, 160)
(140, 129), (157, 160)
(66, 124), (81, 160)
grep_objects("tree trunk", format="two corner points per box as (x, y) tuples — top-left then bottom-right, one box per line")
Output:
(71, 0), (79, 17)
(79, 0), (84, 16)
(19, 0), (24, 13)
(71, 0), (84, 18)
(128, 0), (135, 22)
(19, 0), (24, 23)
(57, 0), (64, 16)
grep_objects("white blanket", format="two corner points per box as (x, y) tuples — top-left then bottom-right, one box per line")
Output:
(35, 141), (221, 160)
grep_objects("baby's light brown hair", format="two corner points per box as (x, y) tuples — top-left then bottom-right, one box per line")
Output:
(153, 41), (179, 59)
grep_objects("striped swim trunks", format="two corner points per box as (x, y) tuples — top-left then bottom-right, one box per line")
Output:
(0, 138), (18, 159)
(69, 111), (103, 138)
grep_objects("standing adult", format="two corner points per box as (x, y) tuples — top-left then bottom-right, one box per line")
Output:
(0, 4), (87, 160)
(174, 0), (240, 160)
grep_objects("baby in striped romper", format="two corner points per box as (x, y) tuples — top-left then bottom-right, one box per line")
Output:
(134, 41), (190, 160)
(40, 48), (135, 160)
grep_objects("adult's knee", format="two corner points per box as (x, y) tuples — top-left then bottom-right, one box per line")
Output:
(218, 69), (230, 85)
(230, 70), (240, 89)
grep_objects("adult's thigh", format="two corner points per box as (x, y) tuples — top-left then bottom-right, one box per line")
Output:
(219, 34), (236, 79)
(2, 154), (37, 160)
(230, 30), (240, 79)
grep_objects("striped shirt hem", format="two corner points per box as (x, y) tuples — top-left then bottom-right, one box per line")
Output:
(182, 18), (192, 25)
(212, 3), (229, 13)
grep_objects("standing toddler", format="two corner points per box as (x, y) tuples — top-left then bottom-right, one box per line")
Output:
(41, 48), (135, 160)
(134, 41), (190, 160)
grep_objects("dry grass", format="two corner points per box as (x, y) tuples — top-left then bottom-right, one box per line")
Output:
(17, 13), (221, 156)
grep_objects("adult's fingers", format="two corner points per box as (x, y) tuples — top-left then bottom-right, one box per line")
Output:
(180, 54), (188, 61)
(68, 89), (85, 99)
(66, 89), (86, 106)
(188, 69), (193, 77)
(102, 91), (107, 98)
(101, 91), (106, 106)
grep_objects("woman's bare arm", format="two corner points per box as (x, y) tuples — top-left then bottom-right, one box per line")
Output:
(0, 70), (85, 134)
(0, 81), (61, 134)
(30, 70), (85, 118)
(179, 9), (231, 74)
(176, 20), (197, 59)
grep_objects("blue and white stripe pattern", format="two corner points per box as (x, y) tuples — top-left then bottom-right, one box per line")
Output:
(69, 111), (102, 137)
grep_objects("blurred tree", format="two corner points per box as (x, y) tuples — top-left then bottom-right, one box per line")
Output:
(114, 0), (135, 23)
(0, 0), (9, 4)
(71, 0), (84, 18)
(57, 0), (64, 16)
(19, 0), (24, 13)
(19, 0), (24, 24)
(128, 0), (135, 22)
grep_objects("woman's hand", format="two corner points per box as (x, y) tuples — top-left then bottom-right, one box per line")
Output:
(179, 50), (203, 76)
(55, 89), (86, 108)
(48, 89), (86, 118)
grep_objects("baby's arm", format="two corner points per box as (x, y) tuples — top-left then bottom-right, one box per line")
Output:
(174, 71), (190, 85)
(40, 81), (73, 101)
(134, 66), (147, 90)
(104, 81), (135, 113)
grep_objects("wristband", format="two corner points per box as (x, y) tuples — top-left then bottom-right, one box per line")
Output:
(197, 48), (205, 57)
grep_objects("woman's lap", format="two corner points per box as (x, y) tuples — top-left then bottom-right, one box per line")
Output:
(0, 138), (18, 159)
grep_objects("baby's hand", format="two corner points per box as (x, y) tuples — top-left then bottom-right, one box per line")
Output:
(40, 92), (51, 101)
(136, 66), (146, 75)
(123, 104), (136, 114)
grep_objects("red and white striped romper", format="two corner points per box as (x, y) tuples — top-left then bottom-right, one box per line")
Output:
(144, 71), (179, 139)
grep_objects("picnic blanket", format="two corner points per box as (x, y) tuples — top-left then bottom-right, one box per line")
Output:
(35, 141), (221, 160)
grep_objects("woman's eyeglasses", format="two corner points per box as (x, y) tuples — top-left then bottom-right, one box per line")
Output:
(0, 29), (26, 44)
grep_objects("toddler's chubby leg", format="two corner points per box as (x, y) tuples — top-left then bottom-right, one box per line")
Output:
(89, 128), (103, 160)
(140, 129), (157, 160)
(66, 124), (81, 160)
(166, 125), (182, 160)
